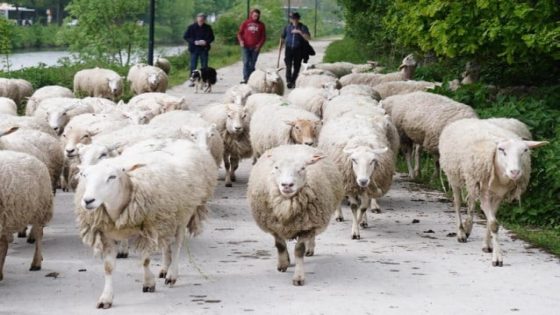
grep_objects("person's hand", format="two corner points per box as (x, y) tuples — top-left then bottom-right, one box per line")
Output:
(199, 40), (207, 46)
(291, 29), (301, 34)
(240, 41), (245, 47)
(194, 40), (201, 45)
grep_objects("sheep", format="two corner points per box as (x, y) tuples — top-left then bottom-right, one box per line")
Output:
(149, 110), (224, 166)
(303, 61), (356, 78)
(127, 92), (189, 111)
(322, 94), (385, 122)
(339, 54), (417, 87)
(295, 73), (341, 89)
(373, 80), (441, 99)
(0, 97), (17, 115)
(0, 78), (33, 105)
(73, 67), (124, 101)
(339, 84), (381, 100)
(0, 113), (57, 137)
(75, 139), (217, 308)
(35, 98), (94, 135)
(486, 117), (532, 140)
(250, 105), (321, 161)
(223, 84), (253, 105)
(0, 150), (53, 281)
(287, 86), (339, 117)
(201, 103), (252, 187)
(0, 126), (63, 195)
(25, 85), (74, 116)
(247, 144), (344, 286)
(318, 116), (396, 239)
(298, 68), (337, 77)
(127, 64), (169, 95)
(439, 118), (547, 266)
(244, 93), (287, 117)
(381, 91), (478, 179)
(247, 68), (285, 95)
(155, 57), (171, 74)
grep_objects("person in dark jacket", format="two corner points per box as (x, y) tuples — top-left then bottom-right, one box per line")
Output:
(280, 12), (310, 89)
(237, 8), (266, 83)
(183, 13), (215, 86)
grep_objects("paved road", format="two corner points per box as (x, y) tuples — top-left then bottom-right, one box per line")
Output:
(1, 38), (559, 315)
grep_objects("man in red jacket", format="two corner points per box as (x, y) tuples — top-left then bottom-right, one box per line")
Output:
(237, 9), (266, 83)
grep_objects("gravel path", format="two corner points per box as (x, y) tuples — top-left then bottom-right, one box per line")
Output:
(1, 38), (559, 315)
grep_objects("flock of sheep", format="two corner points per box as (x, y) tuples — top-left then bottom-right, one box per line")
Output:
(0, 52), (547, 309)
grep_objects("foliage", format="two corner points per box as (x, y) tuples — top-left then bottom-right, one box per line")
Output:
(0, 18), (12, 70)
(155, 0), (194, 45)
(322, 37), (369, 63)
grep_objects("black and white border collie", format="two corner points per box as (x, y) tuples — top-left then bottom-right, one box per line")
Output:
(190, 67), (217, 93)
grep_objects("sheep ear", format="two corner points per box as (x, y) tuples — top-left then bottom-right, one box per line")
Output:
(117, 100), (125, 106)
(371, 147), (389, 155)
(307, 155), (325, 165)
(314, 120), (323, 127)
(343, 147), (355, 155)
(277, 67), (285, 72)
(398, 64), (405, 70)
(284, 120), (296, 126)
(122, 164), (145, 173)
(525, 141), (548, 149)
(0, 126), (19, 137)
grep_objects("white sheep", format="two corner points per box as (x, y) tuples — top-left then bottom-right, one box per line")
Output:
(322, 94), (385, 122)
(439, 118), (547, 266)
(287, 86), (338, 117)
(201, 103), (252, 187)
(244, 93), (287, 117)
(298, 68), (337, 77)
(318, 115), (396, 239)
(155, 57), (171, 74)
(0, 113), (57, 137)
(303, 61), (356, 78)
(0, 78), (33, 105)
(382, 91), (478, 179)
(75, 139), (217, 308)
(339, 54), (417, 87)
(25, 85), (74, 116)
(248, 144), (344, 286)
(0, 97), (17, 115)
(486, 117), (532, 140)
(339, 84), (381, 100)
(223, 84), (254, 105)
(247, 68), (285, 95)
(127, 64), (169, 95)
(250, 105), (321, 160)
(73, 68), (124, 101)
(127, 92), (189, 111)
(34, 98), (94, 135)
(373, 80), (441, 99)
(295, 73), (341, 89)
(0, 150), (53, 281)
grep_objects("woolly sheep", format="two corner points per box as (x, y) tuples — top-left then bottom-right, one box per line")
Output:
(303, 61), (356, 78)
(318, 116), (396, 239)
(33, 97), (92, 135)
(322, 94), (385, 122)
(298, 68), (337, 77)
(25, 85), (74, 116)
(127, 64), (169, 95)
(155, 57), (171, 74)
(373, 80), (441, 99)
(0, 150), (53, 281)
(127, 92), (189, 111)
(486, 117), (532, 140)
(223, 84), (253, 105)
(250, 106), (321, 160)
(244, 93), (287, 117)
(439, 118), (547, 266)
(75, 139), (217, 308)
(339, 84), (381, 100)
(287, 86), (338, 117)
(382, 91), (478, 179)
(247, 68), (285, 95)
(0, 113), (57, 137)
(0, 78), (33, 105)
(339, 54), (417, 87)
(248, 144), (344, 286)
(73, 68), (124, 101)
(0, 97), (17, 115)
(201, 103), (252, 187)
(295, 73), (341, 89)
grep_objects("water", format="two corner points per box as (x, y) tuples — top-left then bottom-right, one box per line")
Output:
(0, 45), (187, 71)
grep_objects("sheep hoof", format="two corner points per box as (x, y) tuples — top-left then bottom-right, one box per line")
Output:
(292, 278), (305, 286)
(116, 252), (128, 259)
(96, 302), (112, 309)
(225, 183), (233, 187)
(17, 231), (26, 238)
(164, 278), (176, 286)
(335, 217), (344, 222)
(305, 250), (314, 257)
(360, 222), (368, 228)
(492, 260), (503, 267)
(371, 208), (381, 214)
(29, 265), (41, 271)
(158, 271), (167, 278)
(277, 266), (288, 272)
(457, 237), (467, 243)
(352, 234), (360, 240)
(231, 175), (237, 182)
(142, 285), (156, 292)
(27, 237), (36, 244)
(482, 247), (493, 253)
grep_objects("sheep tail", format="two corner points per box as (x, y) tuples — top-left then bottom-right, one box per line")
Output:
(187, 204), (208, 236)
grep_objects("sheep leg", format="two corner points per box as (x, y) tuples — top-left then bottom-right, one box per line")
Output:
(116, 240), (129, 258)
(464, 194), (476, 237)
(452, 185), (467, 243)
(358, 194), (371, 229)
(29, 225), (43, 271)
(370, 198), (382, 213)
(159, 245), (172, 278)
(293, 236), (307, 286)
(97, 242), (117, 309)
(0, 235), (8, 281)
(349, 196), (361, 240)
(26, 225), (36, 244)
(61, 162), (70, 192)
(304, 235), (316, 257)
(334, 205), (344, 222)
(413, 144), (421, 178)
(166, 224), (186, 286)
(17, 226), (27, 238)
(230, 156), (240, 182)
(141, 252), (156, 292)
(481, 193), (503, 267)
(430, 155), (441, 181)
(223, 153), (233, 187)
(403, 145), (415, 179)
(274, 234), (290, 272)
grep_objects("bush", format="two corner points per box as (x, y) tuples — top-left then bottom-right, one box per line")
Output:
(213, 13), (241, 45)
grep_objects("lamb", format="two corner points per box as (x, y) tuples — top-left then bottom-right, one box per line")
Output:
(0, 78), (33, 105)
(0, 97), (17, 115)
(247, 68), (285, 95)
(201, 103), (252, 187)
(318, 116), (395, 239)
(223, 84), (253, 105)
(155, 57), (171, 74)
(295, 73), (341, 89)
(247, 144), (344, 286)
(0, 113), (57, 137)
(339, 84), (381, 100)
(75, 139), (217, 308)
(381, 91), (478, 179)
(339, 54), (417, 87)
(0, 150), (53, 281)
(373, 80), (441, 99)
(127, 64), (169, 95)
(250, 106), (321, 160)
(303, 61), (356, 78)
(439, 118), (547, 266)
(244, 93), (287, 117)
(287, 86), (338, 117)
(73, 67), (124, 101)
(35, 98), (95, 135)
(486, 117), (532, 140)
(322, 94), (385, 122)
(25, 85), (74, 116)
(127, 92), (189, 111)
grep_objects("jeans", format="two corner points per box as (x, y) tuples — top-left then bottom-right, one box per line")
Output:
(284, 46), (303, 85)
(242, 47), (259, 81)
(190, 49), (209, 74)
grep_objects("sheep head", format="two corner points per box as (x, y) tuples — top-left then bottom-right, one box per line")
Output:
(269, 153), (325, 197)
(225, 104), (248, 135)
(63, 125), (93, 158)
(147, 72), (160, 89)
(106, 77), (122, 95)
(77, 143), (120, 166)
(343, 145), (388, 188)
(494, 140), (547, 182)
(181, 124), (216, 151)
(47, 103), (77, 135)
(285, 119), (321, 146)
(398, 54), (417, 79)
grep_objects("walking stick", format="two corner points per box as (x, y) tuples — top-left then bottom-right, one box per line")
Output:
(276, 38), (283, 69)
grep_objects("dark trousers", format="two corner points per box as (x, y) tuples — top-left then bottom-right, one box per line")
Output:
(284, 46), (303, 85)
(190, 49), (209, 74)
(242, 47), (260, 81)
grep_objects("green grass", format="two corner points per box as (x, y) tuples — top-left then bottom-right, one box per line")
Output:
(505, 224), (560, 256)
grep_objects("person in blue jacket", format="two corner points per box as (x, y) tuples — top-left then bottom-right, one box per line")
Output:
(183, 13), (215, 86)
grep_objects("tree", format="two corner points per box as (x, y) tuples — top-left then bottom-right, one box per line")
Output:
(0, 18), (13, 72)
(58, 0), (147, 65)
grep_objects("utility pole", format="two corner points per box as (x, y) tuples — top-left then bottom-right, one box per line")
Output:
(287, 0), (291, 22)
(147, 0), (155, 65)
(314, 0), (318, 37)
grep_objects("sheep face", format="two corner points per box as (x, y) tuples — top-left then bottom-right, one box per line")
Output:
(182, 124), (216, 150)
(265, 69), (281, 82)
(47, 110), (70, 135)
(225, 104), (248, 135)
(79, 163), (139, 211)
(107, 78), (122, 95)
(123, 109), (158, 125)
(77, 143), (116, 166)
(270, 154), (324, 197)
(401, 54), (417, 67)
(322, 82), (340, 100)
(63, 126), (92, 158)
(495, 140), (547, 181)
(344, 146), (388, 188)
(286, 119), (321, 146)
(147, 73), (160, 89)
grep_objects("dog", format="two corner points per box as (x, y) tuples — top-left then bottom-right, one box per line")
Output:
(190, 67), (217, 93)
